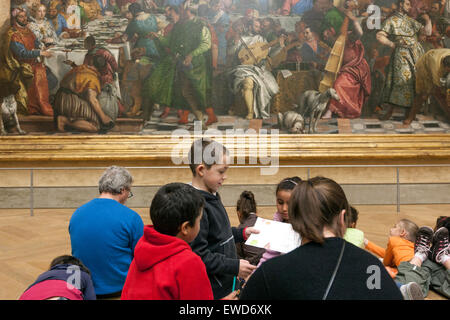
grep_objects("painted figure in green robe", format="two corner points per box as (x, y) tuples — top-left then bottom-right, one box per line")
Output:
(320, 0), (345, 46)
(141, 7), (214, 126)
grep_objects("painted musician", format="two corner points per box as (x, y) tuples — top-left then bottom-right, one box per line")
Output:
(226, 18), (280, 120)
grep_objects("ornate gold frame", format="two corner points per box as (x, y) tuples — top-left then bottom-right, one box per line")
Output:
(1, 0), (449, 168)
(0, 134), (449, 167)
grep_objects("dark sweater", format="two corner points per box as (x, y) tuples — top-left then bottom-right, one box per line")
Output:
(240, 237), (403, 300)
(236, 214), (265, 266)
(190, 189), (245, 299)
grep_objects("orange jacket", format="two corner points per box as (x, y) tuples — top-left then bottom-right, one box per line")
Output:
(365, 236), (414, 278)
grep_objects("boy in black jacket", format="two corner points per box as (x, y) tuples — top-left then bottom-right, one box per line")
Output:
(188, 138), (259, 299)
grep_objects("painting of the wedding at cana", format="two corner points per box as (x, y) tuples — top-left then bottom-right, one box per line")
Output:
(1, 0), (450, 135)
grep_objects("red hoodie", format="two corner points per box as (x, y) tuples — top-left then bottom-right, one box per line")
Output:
(121, 225), (214, 300)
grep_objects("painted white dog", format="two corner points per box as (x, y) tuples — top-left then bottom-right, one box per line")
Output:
(278, 110), (305, 134)
(1, 94), (26, 135)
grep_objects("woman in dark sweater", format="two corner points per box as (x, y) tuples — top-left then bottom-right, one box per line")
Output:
(240, 176), (403, 300)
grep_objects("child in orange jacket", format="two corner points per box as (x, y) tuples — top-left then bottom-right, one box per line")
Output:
(364, 219), (419, 278)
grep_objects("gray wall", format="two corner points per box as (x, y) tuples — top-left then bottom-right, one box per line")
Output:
(2, 183), (450, 209)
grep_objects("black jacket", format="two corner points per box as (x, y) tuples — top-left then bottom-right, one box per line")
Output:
(240, 237), (403, 300)
(190, 189), (245, 299)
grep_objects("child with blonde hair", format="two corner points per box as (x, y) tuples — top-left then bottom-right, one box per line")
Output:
(395, 216), (450, 299)
(364, 218), (419, 278)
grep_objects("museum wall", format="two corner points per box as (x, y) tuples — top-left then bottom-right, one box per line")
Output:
(0, 0), (448, 208)
(0, 165), (449, 209)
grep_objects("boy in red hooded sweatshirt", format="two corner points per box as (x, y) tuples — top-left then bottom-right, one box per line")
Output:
(121, 182), (214, 300)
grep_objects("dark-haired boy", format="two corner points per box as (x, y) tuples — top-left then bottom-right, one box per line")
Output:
(188, 138), (259, 299)
(121, 183), (214, 300)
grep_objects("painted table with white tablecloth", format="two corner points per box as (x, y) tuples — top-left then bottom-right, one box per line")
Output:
(44, 43), (123, 98)
(43, 15), (129, 95)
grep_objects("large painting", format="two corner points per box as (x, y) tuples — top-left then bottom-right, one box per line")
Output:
(1, 0), (450, 137)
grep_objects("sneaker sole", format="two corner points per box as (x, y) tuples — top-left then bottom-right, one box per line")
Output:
(401, 282), (424, 300)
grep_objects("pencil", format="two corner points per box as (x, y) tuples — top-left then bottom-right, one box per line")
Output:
(232, 276), (236, 291)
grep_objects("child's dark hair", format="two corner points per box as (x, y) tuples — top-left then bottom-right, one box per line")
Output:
(237, 191), (257, 221)
(49, 255), (91, 275)
(188, 138), (229, 176)
(150, 183), (205, 236)
(276, 176), (302, 194)
(347, 206), (359, 227)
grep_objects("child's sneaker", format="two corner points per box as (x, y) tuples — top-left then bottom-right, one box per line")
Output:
(400, 282), (424, 300)
(414, 226), (434, 262)
(431, 227), (450, 265)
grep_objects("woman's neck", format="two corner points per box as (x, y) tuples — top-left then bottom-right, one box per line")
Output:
(323, 226), (339, 238)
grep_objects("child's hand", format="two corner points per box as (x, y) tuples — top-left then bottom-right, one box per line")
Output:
(245, 227), (260, 239)
(222, 290), (239, 300)
(238, 259), (256, 279)
(364, 238), (369, 247)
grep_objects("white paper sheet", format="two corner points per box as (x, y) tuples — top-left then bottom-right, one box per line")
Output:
(280, 69), (293, 79)
(245, 217), (301, 253)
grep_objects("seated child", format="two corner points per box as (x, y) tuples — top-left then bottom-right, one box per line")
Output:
(343, 206), (365, 248)
(257, 177), (302, 267)
(121, 183), (215, 300)
(364, 218), (418, 278)
(19, 255), (96, 300)
(395, 216), (450, 299)
(235, 191), (265, 266)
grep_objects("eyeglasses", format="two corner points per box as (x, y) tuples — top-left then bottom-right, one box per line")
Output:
(127, 190), (134, 199)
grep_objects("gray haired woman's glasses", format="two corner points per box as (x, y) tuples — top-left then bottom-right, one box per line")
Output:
(128, 190), (134, 198)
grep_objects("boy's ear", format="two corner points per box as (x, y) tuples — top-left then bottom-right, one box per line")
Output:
(180, 221), (190, 236)
(196, 163), (206, 177)
(400, 228), (408, 238)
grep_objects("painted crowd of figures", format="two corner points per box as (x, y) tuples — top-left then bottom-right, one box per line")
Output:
(0, 0), (450, 134)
